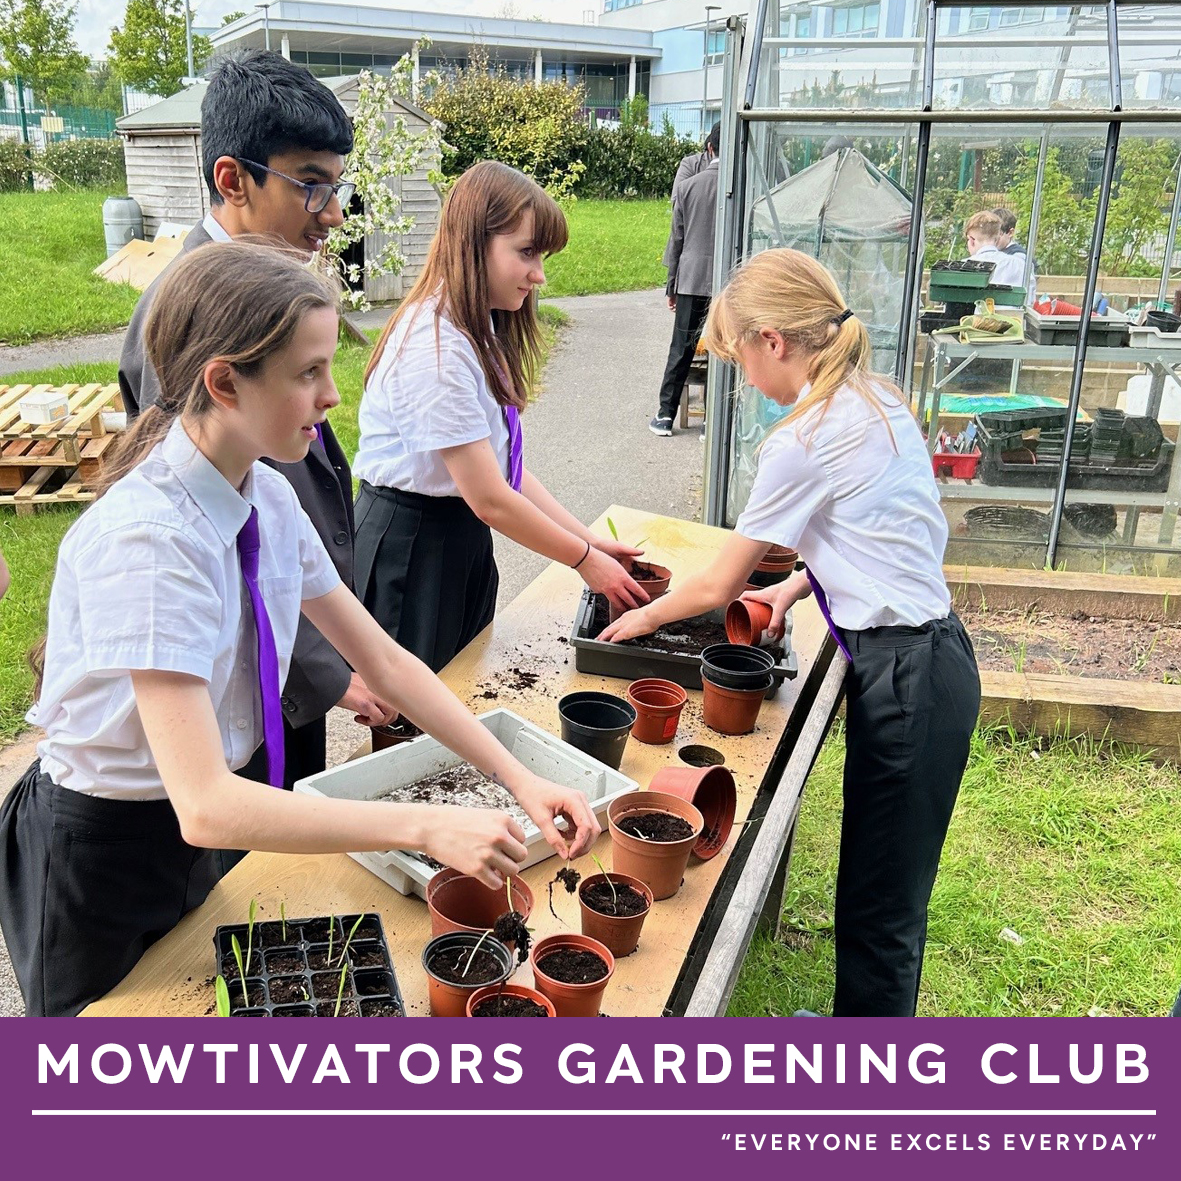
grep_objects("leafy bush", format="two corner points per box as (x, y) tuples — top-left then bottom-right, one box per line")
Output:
(577, 124), (699, 199)
(0, 141), (35, 192)
(39, 139), (126, 190)
(424, 50), (587, 196)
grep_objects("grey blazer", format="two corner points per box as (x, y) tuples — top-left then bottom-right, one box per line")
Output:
(661, 150), (709, 268)
(666, 158), (720, 299)
(117, 223), (354, 729)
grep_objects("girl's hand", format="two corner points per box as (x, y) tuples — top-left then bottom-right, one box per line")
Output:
(740, 572), (811, 641)
(420, 806), (529, 890)
(598, 605), (659, 643)
(593, 535), (644, 566)
(579, 547), (649, 613)
(512, 773), (601, 860)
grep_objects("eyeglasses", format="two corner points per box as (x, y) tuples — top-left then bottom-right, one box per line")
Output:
(236, 158), (356, 214)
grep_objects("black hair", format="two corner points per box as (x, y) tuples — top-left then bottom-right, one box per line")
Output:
(707, 122), (721, 155)
(201, 49), (354, 204)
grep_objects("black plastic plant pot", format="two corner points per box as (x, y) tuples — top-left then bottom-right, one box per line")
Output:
(422, 932), (515, 1017)
(700, 643), (777, 690)
(746, 567), (791, 589)
(557, 691), (637, 770)
(212, 912), (404, 1017)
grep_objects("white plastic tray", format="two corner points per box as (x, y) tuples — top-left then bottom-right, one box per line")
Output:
(1128, 323), (1181, 348)
(294, 708), (639, 899)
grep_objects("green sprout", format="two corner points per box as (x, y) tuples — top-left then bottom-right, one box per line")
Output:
(230, 934), (248, 1008)
(607, 517), (619, 540)
(327, 913), (335, 966)
(244, 899), (257, 991)
(215, 975), (231, 1018)
(590, 852), (618, 911)
(333, 963), (350, 1018)
(280, 901), (286, 943)
(337, 913), (365, 968)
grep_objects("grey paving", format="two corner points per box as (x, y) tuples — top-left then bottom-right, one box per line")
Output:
(0, 286), (704, 1016)
(0, 330), (125, 378)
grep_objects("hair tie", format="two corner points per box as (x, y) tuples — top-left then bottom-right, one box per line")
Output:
(834, 308), (854, 326)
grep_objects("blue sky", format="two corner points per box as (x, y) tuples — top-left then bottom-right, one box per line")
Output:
(77, 2), (602, 58)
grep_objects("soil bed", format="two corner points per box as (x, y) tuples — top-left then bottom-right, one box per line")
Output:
(428, 947), (506, 986)
(268, 976), (310, 1005)
(590, 594), (784, 660)
(582, 881), (650, 917)
(958, 607), (1181, 683)
(316, 1000), (360, 1018)
(472, 993), (550, 1017)
(617, 813), (695, 842)
(537, 948), (609, 984)
(375, 764), (531, 830)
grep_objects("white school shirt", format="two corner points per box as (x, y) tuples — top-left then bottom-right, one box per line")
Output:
(353, 296), (511, 496)
(30, 419), (342, 800)
(734, 383), (951, 631)
(969, 245), (1026, 288)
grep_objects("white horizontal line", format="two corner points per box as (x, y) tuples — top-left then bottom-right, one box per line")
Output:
(31, 1109), (1159, 1118)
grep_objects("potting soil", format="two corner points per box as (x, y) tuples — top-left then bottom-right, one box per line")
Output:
(374, 764), (531, 829)
(494, 910), (532, 964)
(582, 880), (649, 917)
(590, 594), (784, 660)
(617, 813), (695, 842)
(472, 994), (550, 1017)
(428, 946), (507, 986)
(317, 1000), (360, 1017)
(537, 948), (609, 984)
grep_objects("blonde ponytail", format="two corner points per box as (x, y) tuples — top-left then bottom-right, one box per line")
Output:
(702, 248), (900, 445)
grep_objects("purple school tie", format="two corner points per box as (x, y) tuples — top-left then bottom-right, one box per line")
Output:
(237, 507), (285, 788)
(314, 422), (324, 448)
(504, 405), (524, 492)
(805, 568), (854, 664)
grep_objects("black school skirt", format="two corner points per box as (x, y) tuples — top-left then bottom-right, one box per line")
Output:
(353, 482), (499, 673)
(0, 761), (219, 1017)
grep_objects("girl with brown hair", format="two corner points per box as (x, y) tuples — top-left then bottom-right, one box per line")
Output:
(0, 242), (598, 1017)
(353, 160), (647, 671)
(602, 248), (980, 1017)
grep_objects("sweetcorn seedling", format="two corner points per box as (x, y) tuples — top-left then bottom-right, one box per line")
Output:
(591, 853), (618, 911)
(333, 963), (350, 1018)
(215, 975), (231, 1018)
(462, 929), (495, 978)
(280, 901), (287, 943)
(244, 899), (257, 992)
(337, 913), (365, 968)
(231, 934), (248, 1008)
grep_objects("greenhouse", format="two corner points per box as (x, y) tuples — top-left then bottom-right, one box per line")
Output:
(703, 0), (1181, 576)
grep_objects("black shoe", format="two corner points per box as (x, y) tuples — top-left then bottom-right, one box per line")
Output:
(649, 415), (673, 437)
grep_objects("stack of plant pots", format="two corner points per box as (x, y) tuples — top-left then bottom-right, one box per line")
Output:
(746, 544), (797, 591)
(725, 597), (776, 647)
(700, 643), (775, 735)
(608, 790), (704, 901)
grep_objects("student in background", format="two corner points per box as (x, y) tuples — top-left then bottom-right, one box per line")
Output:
(354, 160), (646, 672)
(119, 50), (393, 800)
(964, 210), (1026, 287)
(604, 248), (980, 1017)
(1, 243), (599, 1017)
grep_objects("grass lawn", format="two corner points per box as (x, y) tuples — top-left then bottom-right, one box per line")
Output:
(729, 722), (1181, 1018)
(542, 199), (668, 298)
(0, 191), (141, 345)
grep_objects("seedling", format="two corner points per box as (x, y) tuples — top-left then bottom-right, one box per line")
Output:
(547, 864), (581, 920)
(591, 853), (618, 911)
(332, 963), (350, 1018)
(337, 913), (365, 968)
(493, 878), (532, 964)
(215, 975), (231, 1018)
(231, 934), (248, 1008)
(244, 899), (257, 994)
(280, 901), (286, 943)
(606, 517), (648, 550)
(462, 929), (495, 978)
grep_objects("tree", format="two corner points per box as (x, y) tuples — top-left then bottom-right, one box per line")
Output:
(221, 10), (246, 24)
(69, 58), (126, 116)
(0, 0), (87, 106)
(109, 0), (211, 98)
(1098, 139), (1178, 276)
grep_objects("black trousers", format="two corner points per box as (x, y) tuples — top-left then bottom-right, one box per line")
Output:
(657, 294), (711, 420)
(353, 482), (498, 673)
(0, 761), (220, 1016)
(832, 613), (981, 1017)
(215, 714), (327, 877)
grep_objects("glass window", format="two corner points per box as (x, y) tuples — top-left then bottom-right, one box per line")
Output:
(834, 2), (880, 39)
(968, 7), (992, 31)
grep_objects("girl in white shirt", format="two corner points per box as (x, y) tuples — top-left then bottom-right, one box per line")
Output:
(0, 242), (598, 1017)
(354, 160), (647, 671)
(603, 248), (980, 1017)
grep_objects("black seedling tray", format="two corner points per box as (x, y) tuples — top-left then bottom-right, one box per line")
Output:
(1025, 312), (1128, 347)
(213, 912), (404, 1017)
(570, 589), (797, 695)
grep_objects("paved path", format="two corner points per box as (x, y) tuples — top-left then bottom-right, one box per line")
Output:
(0, 286), (705, 1015)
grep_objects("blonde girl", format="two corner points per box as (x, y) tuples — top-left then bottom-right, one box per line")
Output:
(0, 243), (598, 1017)
(603, 248), (980, 1017)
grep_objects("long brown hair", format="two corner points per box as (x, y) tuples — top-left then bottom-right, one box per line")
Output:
(701, 247), (899, 444)
(29, 240), (338, 695)
(365, 160), (568, 409)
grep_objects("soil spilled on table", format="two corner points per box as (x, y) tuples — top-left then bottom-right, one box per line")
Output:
(957, 607), (1181, 683)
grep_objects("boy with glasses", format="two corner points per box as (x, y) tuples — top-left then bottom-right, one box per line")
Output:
(119, 50), (393, 835)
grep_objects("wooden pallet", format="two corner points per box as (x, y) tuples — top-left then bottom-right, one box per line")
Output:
(0, 383), (125, 514)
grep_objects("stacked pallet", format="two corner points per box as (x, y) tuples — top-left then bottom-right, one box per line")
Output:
(0, 383), (125, 514)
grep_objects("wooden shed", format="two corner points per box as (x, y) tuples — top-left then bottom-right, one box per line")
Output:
(116, 75), (440, 302)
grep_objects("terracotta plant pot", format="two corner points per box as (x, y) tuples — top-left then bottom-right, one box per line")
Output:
(649, 764), (737, 860)
(466, 982), (556, 1018)
(725, 598), (775, 648)
(426, 867), (533, 943)
(607, 790), (703, 900)
(422, 932), (514, 1017)
(609, 562), (673, 622)
(530, 933), (615, 1017)
(626, 677), (688, 745)
(558, 691), (636, 770)
(578, 871), (653, 958)
(756, 545), (797, 574)
(701, 671), (773, 736)
(370, 718), (422, 752)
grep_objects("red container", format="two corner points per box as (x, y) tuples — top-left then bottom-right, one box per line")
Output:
(626, 677), (688, 745)
(931, 450), (981, 480)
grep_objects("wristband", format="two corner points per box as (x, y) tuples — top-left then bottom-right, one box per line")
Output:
(571, 540), (592, 570)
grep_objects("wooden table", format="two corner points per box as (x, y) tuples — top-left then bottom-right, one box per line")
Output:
(82, 506), (834, 1018)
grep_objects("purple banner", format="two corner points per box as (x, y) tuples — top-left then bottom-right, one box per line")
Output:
(5, 1019), (1175, 1179)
